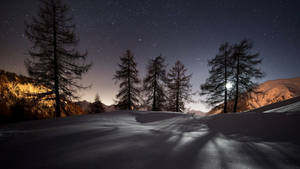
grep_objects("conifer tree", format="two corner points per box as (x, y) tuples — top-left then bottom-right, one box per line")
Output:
(114, 50), (140, 110)
(90, 93), (105, 113)
(143, 55), (167, 111)
(231, 39), (264, 112)
(200, 42), (232, 113)
(167, 61), (192, 112)
(25, 0), (91, 117)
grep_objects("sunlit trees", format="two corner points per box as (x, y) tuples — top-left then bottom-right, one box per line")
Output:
(143, 55), (167, 111)
(167, 61), (192, 112)
(231, 39), (264, 112)
(114, 50), (141, 110)
(25, 0), (91, 117)
(200, 42), (232, 113)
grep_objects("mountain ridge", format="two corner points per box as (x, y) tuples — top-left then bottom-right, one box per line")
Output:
(208, 77), (300, 114)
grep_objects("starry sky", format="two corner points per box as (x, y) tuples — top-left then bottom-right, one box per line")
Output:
(0, 0), (299, 112)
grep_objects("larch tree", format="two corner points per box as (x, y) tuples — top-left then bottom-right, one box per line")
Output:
(25, 0), (91, 117)
(143, 55), (167, 111)
(167, 61), (192, 112)
(231, 39), (264, 112)
(200, 42), (232, 113)
(90, 93), (105, 113)
(114, 50), (140, 110)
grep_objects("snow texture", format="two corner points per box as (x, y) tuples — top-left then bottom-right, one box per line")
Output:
(1, 110), (300, 169)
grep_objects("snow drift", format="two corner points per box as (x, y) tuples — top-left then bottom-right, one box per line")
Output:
(1, 109), (300, 169)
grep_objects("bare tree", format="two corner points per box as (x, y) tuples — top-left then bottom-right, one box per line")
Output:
(25, 0), (91, 117)
(231, 39), (264, 112)
(200, 42), (232, 113)
(114, 50), (140, 110)
(143, 55), (167, 111)
(167, 61), (192, 112)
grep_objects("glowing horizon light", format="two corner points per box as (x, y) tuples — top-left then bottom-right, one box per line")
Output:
(226, 82), (233, 90)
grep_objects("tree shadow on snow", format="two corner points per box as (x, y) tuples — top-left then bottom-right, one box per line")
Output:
(202, 112), (300, 169)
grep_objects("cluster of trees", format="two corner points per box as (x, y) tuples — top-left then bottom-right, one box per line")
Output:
(113, 39), (263, 113)
(22, 0), (263, 118)
(114, 50), (192, 112)
(201, 40), (264, 113)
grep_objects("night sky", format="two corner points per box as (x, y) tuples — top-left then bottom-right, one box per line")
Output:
(0, 0), (299, 112)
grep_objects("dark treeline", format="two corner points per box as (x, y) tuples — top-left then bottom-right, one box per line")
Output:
(113, 39), (263, 113)
(113, 50), (193, 112)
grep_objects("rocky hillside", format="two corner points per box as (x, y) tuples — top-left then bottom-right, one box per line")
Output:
(0, 70), (86, 122)
(208, 77), (300, 114)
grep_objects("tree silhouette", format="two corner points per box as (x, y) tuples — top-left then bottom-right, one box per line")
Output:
(114, 50), (140, 110)
(231, 39), (264, 112)
(200, 42), (232, 113)
(167, 61), (192, 112)
(143, 55), (167, 111)
(90, 93), (105, 113)
(25, 0), (91, 117)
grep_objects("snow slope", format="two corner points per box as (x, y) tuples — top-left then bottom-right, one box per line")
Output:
(0, 111), (300, 169)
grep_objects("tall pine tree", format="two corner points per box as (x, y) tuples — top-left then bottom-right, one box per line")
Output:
(167, 61), (192, 112)
(200, 42), (232, 113)
(114, 50), (140, 110)
(231, 39), (264, 112)
(143, 55), (167, 111)
(25, 0), (91, 117)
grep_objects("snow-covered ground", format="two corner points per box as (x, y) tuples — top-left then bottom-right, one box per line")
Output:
(1, 110), (300, 169)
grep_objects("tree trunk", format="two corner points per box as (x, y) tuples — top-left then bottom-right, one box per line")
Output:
(233, 54), (240, 112)
(175, 70), (180, 112)
(224, 54), (227, 113)
(127, 55), (131, 110)
(152, 80), (157, 111)
(53, 5), (61, 117)
(152, 64), (157, 111)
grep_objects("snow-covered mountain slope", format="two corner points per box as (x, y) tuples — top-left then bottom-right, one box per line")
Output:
(1, 110), (300, 169)
(209, 77), (300, 114)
